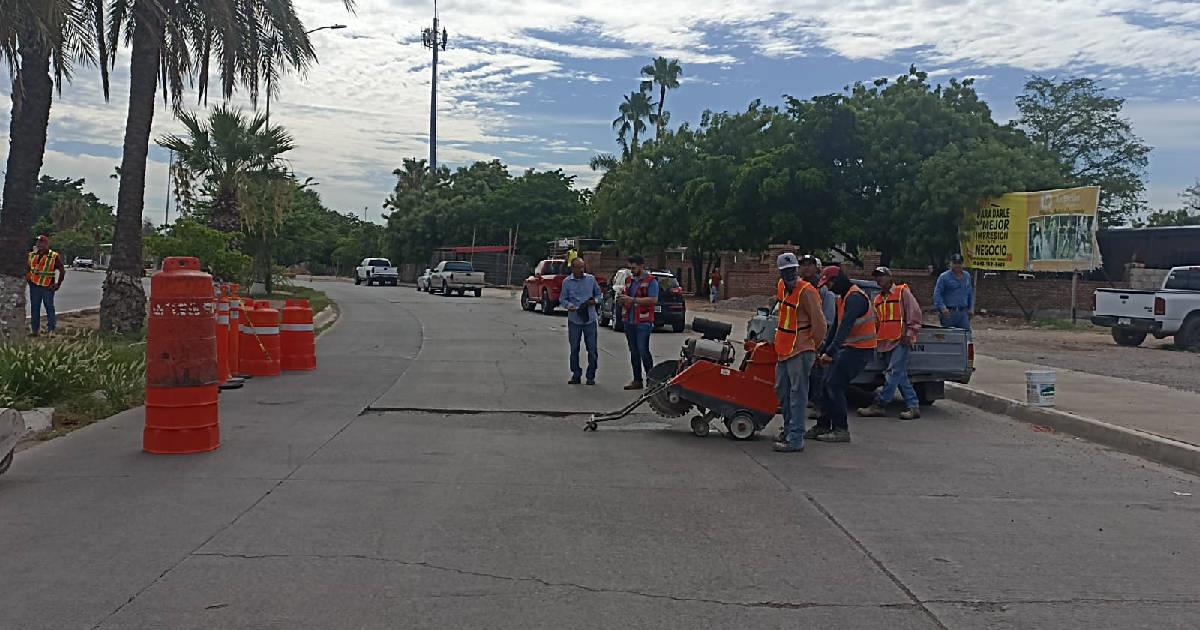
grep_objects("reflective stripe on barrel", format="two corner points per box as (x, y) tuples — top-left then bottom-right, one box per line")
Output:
(240, 325), (280, 335)
(279, 323), (315, 332)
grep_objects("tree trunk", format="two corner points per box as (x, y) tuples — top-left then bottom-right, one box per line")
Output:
(100, 6), (162, 335)
(689, 249), (705, 298)
(0, 32), (53, 342)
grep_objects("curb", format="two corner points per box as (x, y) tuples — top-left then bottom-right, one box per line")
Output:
(946, 383), (1200, 474)
(24, 306), (99, 322)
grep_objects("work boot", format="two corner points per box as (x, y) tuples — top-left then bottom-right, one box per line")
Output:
(773, 441), (805, 453)
(857, 404), (886, 417)
(586, 380), (596, 386)
(815, 430), (851, 443)
(568, 377), (582, 385)
(803, 426), (831, 440)
(624, 381), (644, 391)
(899, 407), (921, 420)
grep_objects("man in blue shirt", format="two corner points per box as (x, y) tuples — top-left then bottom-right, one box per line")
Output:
(933, 253), (974, 332)
(619, 254), (659, 390)
(560, 258), (602, 385)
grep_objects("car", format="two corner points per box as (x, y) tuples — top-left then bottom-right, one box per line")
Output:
(417, 268), (433, 292)
(430, 260), (485, 296)
(520, 259), (569, 314)
(598, 269), (686, 333)
(72, 257), (94, 269)
(1092, 265), (1200, 348)
(355, 258), (399, 286)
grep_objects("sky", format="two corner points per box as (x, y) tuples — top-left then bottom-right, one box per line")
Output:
(3, 0), (1200, 227)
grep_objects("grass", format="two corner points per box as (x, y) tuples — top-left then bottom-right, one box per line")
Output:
(264, 284), (331, 317)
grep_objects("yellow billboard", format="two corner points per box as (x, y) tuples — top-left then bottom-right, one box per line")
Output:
(961, 186), (1100, 272)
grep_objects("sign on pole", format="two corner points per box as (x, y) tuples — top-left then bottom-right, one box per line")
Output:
(961, 186), (1101, 272)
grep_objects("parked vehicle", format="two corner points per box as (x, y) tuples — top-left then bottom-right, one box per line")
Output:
(417, 268), (434, 292)
(746, 279), (974, 404)
(598, 269), (686, 333)
(1093, 265), (1200, 348)
(72, 257), (94, 269)
(521, 259), (568, 314)
(431, 260), (485, 296)
(355, 258), (399, 286)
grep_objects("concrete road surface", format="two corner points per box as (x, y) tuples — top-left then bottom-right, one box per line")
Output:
(23, 269), (150, 316)
(2, 281), (1198, 629)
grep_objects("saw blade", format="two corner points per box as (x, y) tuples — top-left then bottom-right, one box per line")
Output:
(646, 360), (693, 418)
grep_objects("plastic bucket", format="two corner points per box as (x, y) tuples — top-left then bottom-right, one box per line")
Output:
(1025, 370), (1056, 407)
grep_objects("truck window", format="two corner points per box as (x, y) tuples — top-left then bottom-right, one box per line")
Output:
(367, 259), (392, 267)
(1164, 270), (1200, 291)
(542, 262), (564, 275)
(443, 261), (472, 272)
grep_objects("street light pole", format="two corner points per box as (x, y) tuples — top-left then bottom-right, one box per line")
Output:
(422, 2), (447, 173)
(266, 24), (347, 126)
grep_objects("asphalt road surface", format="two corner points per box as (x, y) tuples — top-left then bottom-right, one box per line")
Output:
(2, 280), (1198, 629)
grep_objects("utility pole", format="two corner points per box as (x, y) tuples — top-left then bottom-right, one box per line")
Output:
(422, 1), (447, 173)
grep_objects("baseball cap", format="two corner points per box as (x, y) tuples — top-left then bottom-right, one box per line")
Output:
(872, 266), (892, 277)
(798, 254), (822, 267)
(36, 234), (48, 242)
(626, 254), (645, 265)
(949, 253), (964, 263)
(776, 252), (800, 270)
(817, 265), (841, 288)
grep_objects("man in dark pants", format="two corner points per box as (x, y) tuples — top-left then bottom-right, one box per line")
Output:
(808, 266), (877, 443)
(619, 255), (659, 390)
(799, 255), (835, 420)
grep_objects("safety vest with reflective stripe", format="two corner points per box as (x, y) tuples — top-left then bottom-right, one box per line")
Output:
(27, 250), (59, 287)
(624, 273), (656, 325)
(837, 285), (877, 350)
(873, 283), (909, 343)
(775, 278), (817, 360)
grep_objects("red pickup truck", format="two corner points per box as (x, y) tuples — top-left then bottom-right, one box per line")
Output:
(521, 259), (605, 314)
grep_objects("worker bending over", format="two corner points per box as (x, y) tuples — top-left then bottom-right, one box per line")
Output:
(858, 266), (923, 420)
(771, 253), (826, 453)
(810, 266), (877, 443)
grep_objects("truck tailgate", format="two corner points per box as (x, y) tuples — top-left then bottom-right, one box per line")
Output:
(1094, 288), (1154, 319)
(855, 326), (971, 384)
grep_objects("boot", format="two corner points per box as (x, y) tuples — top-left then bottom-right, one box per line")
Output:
(815, 430), (851, 443)
(623, 381), (643, 391)
(857, 404), (886, 417)
(899, 407), (921, 420)
(803, 426), (831, 440)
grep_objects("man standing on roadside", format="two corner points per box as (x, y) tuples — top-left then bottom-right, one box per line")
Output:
(934, 253), (973, 333)
(560, 257), (601, 385)
(708, 265), (722, 303)
(27, 235), (66, 338)
(809, 266), (876, 443)
(619, 255), (658, 390)
(858, 267), (923, 420)
(772, 253), (826, 453)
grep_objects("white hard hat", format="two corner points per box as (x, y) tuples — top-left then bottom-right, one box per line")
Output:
(777, 252), (800, 270)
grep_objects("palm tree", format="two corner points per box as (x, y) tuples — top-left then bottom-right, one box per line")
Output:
(51, 192), (89, 231)
(100, 0), (354, 335)
(613, 90), (656, 158)
(588, 153), (618, 172)
(158, 105), (295, 232)
(0, 0), (108, 341)
(640, 57), (681, 136)
(393, 158), (431, 193)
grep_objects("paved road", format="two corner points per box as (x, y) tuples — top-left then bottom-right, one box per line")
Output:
(2, 281), (1198, 629)
(29, 268), (105, 314)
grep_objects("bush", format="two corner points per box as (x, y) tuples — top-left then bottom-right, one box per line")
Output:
(0, 337), (145, 410)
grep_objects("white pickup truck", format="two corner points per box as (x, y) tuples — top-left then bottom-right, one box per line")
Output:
(430, 260), (485, 297)
(355, 257), (399, 286)
(1092, 266), (1200, 348)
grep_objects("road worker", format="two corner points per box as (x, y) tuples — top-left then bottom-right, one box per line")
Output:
(934, 253), (973, 333)
(857, 266), (923, 420)
(798, 255), (835, 419)
(771, 253), (827, 453)
(809, 266), (876, 443)
(27, 235), (66, 337)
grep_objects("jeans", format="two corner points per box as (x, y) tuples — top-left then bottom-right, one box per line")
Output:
(939, 309), (971, 333)
(568, 321), (598, 381)
(29, 283), (57, 333)
(775, 351), (815, 447)
(876, 344), (919, 409)
(709, 286), (718, 303)
(818, 348), (873, 433)
(624, 322), (654, 382)
(809, 364), (826, 407)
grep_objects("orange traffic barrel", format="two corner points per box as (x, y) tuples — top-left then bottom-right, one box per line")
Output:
(239, 300), (281, 377)
(214, 285), (230, 384)
(145, 256), (220, 454)
(280, 299), (317, 371)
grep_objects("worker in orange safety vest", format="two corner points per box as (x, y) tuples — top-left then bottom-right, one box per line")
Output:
(810, 266), (876, 443)
(27, 235), (66, 337)
(858, 266), (924, 420)
(771, 253), (827, 453)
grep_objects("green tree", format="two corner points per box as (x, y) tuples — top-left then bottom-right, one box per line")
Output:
(1016, 76), (1151, 227)
(0, 0), (108, 341)
(612, 90), (656, 157)
(640, 57), (681, 135)
(101, 0), (353, 335)
(1135, 181), (1200, 227)
(145, 219), (251, 281)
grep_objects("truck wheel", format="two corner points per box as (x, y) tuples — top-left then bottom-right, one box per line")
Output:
(354, 276), (361, 285)
(0, 449), (12, 475)
(474, 288), (482, 298)
(614, 316), (625, 333)
(521, 289), (535, 311)
(1111, 328), (1147, 347)
(915, 382), (941, 407)
(672, 322), (685, 333)
(599, 312), (610, 328)
(1177, 315), (1200, 350)
(541, 290), (554, 315)
(442, 282), (451, 296)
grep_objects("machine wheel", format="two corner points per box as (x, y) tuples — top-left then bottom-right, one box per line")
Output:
(1111, 328), (1147, 347)
(541, 290), (554, 315)
(690, 415), (710, 437)
(521, 289), (535, 311)
(726, 413), (756, 440)
(584, 421), (598, 432)
(0, 448), (12, 475)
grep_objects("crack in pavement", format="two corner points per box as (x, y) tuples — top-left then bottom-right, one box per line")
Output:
(191, 551), (918, 611)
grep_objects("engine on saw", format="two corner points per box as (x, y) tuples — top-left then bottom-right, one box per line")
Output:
(678, 318), (736, 368)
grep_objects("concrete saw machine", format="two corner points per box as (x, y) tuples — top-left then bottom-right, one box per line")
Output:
(584, 317), (780, 439)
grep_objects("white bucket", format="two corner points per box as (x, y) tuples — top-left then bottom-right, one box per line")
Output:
(1025, 370), (1056, 407)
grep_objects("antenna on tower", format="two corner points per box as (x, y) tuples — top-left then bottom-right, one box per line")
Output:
(422, 1), (447, 173)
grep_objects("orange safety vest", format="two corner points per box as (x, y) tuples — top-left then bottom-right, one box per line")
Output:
(775, 278), (816, 360)
(624, 272), (657, 325)
(873, 283), (909, 343)
(837, 285), (877, 350)
(27, 250), (60, 287)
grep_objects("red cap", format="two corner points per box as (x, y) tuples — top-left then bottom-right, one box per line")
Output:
(36, 234), (49, 242)
(817, 265), (841, 288)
